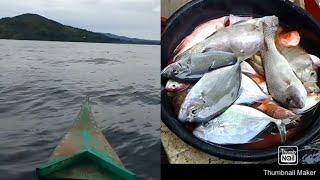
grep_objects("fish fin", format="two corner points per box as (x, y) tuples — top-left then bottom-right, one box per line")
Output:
(174, 38), (189, 55)
(262, 21), (278, 47)
(229, 19), (248, 26)
(225, 16), (231, 26)
(183, 74), (202, 82)
(310, 54), (320, 67)
(208, 55), (238, 71)
(200, 91), (206, 100)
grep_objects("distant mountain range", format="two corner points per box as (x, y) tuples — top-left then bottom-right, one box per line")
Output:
(0, 13), (159, 45)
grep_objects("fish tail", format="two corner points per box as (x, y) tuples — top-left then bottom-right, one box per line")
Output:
(272, 119), (287, 144)
(272, 114), (301, 143)
(262, 16), (279, 47)
(262, 22), (277, 44)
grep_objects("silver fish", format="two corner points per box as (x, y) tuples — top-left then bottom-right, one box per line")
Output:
(161, 51), (237, 82)
(201, 16), (279, 59)
(234, 74), (269, 105)
(193, 105), (288, 145)
(261, 19), (307, 108)
(277, 45), (320, 93)
(178, 61), (241, 123)
(174, 16), (278, 63)
(173, 15), (252, 56)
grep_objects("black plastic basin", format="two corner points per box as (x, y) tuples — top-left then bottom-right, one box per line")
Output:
(161, 0), (320, 161)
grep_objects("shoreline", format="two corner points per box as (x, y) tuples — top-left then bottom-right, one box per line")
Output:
(0, 38), (160, 46)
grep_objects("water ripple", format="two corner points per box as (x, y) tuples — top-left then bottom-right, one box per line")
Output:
(71, 58), (122, 65)
(99, 86), (160, 106)
(0, 40), (160, 179)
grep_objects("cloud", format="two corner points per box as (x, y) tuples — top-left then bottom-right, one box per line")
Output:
(0, 0), (160, 40)
(153, 5), (160, 12)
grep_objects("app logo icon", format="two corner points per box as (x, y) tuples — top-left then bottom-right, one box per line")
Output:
(278, 146), (298, 165)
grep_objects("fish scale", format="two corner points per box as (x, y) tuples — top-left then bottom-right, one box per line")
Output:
(277, 44), (319, 93)
(173, 16), (277, 65)
(178, 61), (241, 123)
(262, 17), (307, 109)
(193, 105), (286, 145)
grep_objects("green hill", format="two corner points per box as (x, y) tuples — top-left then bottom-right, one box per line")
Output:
(0, 13), (159, 45)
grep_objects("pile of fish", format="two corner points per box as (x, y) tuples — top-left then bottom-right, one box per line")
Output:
(162, 14), (320, 147)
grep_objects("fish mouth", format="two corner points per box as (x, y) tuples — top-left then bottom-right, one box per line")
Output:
(161, 63), (188, 78)
(297, 100), (306, 109)
(161, 65), (174, 77)
(292, 99), (305, 109)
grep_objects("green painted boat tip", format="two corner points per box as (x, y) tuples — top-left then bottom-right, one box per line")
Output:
(37, 96), (136, 180)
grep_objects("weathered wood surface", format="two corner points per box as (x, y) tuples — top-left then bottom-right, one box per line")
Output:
(161, 0), (191, 18)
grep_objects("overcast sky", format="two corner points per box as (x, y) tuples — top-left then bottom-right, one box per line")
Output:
(0, 0), (160, 40)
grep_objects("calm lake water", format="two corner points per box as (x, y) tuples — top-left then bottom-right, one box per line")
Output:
(0, 40), (160, 179)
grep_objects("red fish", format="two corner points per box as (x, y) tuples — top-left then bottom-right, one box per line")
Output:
(277, 30), (300, 47)
(169, 15), (252, 64)
(244, 70), (268, 94)
(173, 16), (228, 56)
(254, 100), (297, 119)
(239, 128), (299, 150)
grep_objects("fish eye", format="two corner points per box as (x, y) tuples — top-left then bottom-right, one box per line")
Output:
(286, 97), (291, 103)
(190, 107), (198, 115)
(311, 71), (316, 76)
